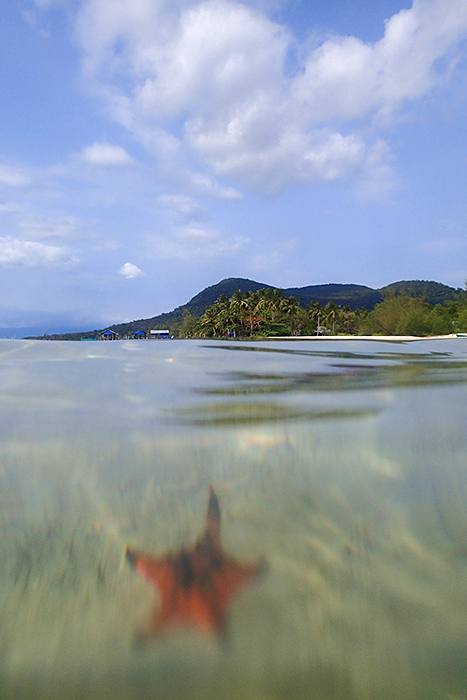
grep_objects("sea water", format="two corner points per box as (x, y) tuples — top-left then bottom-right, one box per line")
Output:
(0, 337), (466, 700)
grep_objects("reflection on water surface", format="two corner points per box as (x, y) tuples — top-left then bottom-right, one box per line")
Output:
(0, 337), (467, 699)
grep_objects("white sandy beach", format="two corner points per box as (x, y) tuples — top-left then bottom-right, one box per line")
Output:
(268, 333), (461, 341)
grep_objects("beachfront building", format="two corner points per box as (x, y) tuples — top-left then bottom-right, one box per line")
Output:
(101, 329), (119, 340)
(133, 330), (146, 339)
(149, 329), (170, 339)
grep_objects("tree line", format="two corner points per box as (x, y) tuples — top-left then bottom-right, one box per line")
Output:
(172, 287), (467, 338)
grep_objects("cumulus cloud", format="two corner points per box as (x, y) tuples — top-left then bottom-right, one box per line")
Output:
(118, 261), (145, 278)
(0, 237), (78, 267)
(54, 0), (467, 196)
(81, 142), (136, 166)
(291, 0), (467, 121)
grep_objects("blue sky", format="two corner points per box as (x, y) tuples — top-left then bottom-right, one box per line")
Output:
(1, 0), (467, 334)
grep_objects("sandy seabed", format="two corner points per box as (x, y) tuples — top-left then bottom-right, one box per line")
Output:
(1, 421), (467, 700)
(0, 338), (467, 699)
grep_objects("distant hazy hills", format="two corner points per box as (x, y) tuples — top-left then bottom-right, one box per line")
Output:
(32, 277), (462, 339)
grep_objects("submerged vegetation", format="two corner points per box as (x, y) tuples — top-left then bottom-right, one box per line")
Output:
(176, 286), (467, 338)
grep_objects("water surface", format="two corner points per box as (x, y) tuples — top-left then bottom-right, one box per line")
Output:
(1, 337), (466, 699)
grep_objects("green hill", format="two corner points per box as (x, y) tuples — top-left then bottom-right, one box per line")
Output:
(283, 283), (382, 309)
(29, 277), (462, 340)
(380, 280), (459, 305)
(181, 277), (273, 317)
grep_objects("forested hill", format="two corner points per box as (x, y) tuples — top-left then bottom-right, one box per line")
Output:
(380, 280), (459, 304)
(30, 277), (462, 340)
(180, 277), (273, 317)
(282, 283), (382, 309)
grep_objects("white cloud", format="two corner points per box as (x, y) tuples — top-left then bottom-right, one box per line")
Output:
(0, 238), (78, 267)
(150, 225), (249, 260)
(81, 142), (136, 166)
(157, 194), (204, 218)
(291, 0), (467, 122)
(157, 184), (240, 222)
(134, 1), (289, 119)
(355, 140), (399, 202)
(188, 124), (366, 195)
(68, 0), (467, 197)
(0, 203), (22, 214)
(23, 0), (465, 206)
(0, 202), (86, 253)
(18, 214), (83, 240)
(118, 261), (145, 278)
(249, 237), (298, 274)
(0, 165), (32, 188)
(190, 174), (242, 200)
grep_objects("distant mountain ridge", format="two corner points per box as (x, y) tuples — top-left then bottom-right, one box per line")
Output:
(31, 278), (462, 339)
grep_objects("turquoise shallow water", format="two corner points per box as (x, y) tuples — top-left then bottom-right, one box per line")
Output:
(0, 337), (467, 699)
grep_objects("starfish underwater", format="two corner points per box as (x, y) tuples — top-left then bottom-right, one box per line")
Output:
(126, 486), (265, 639)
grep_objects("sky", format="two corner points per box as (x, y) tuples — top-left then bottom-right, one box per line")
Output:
(1, 0), (467, 334)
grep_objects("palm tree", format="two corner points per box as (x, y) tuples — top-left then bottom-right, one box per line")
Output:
(198, 305), (220, 336)
(240, 291), (259, 336)
(324, 301), (338, 335)
(307, 301), (323, 334)
(280, 296), (301, 335)
(228, 290), (247, 336)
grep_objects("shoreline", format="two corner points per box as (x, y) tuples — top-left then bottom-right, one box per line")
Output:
(266, 333), (461, 341)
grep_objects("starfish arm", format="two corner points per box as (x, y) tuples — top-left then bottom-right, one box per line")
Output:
(205, 485), (221, 548)
(126, 550), (178, 590)
(125, 488), (266, 639)
(211, 558), (266, 605)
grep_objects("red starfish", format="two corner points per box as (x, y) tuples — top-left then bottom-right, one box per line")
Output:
(126, 486), (265, 639)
